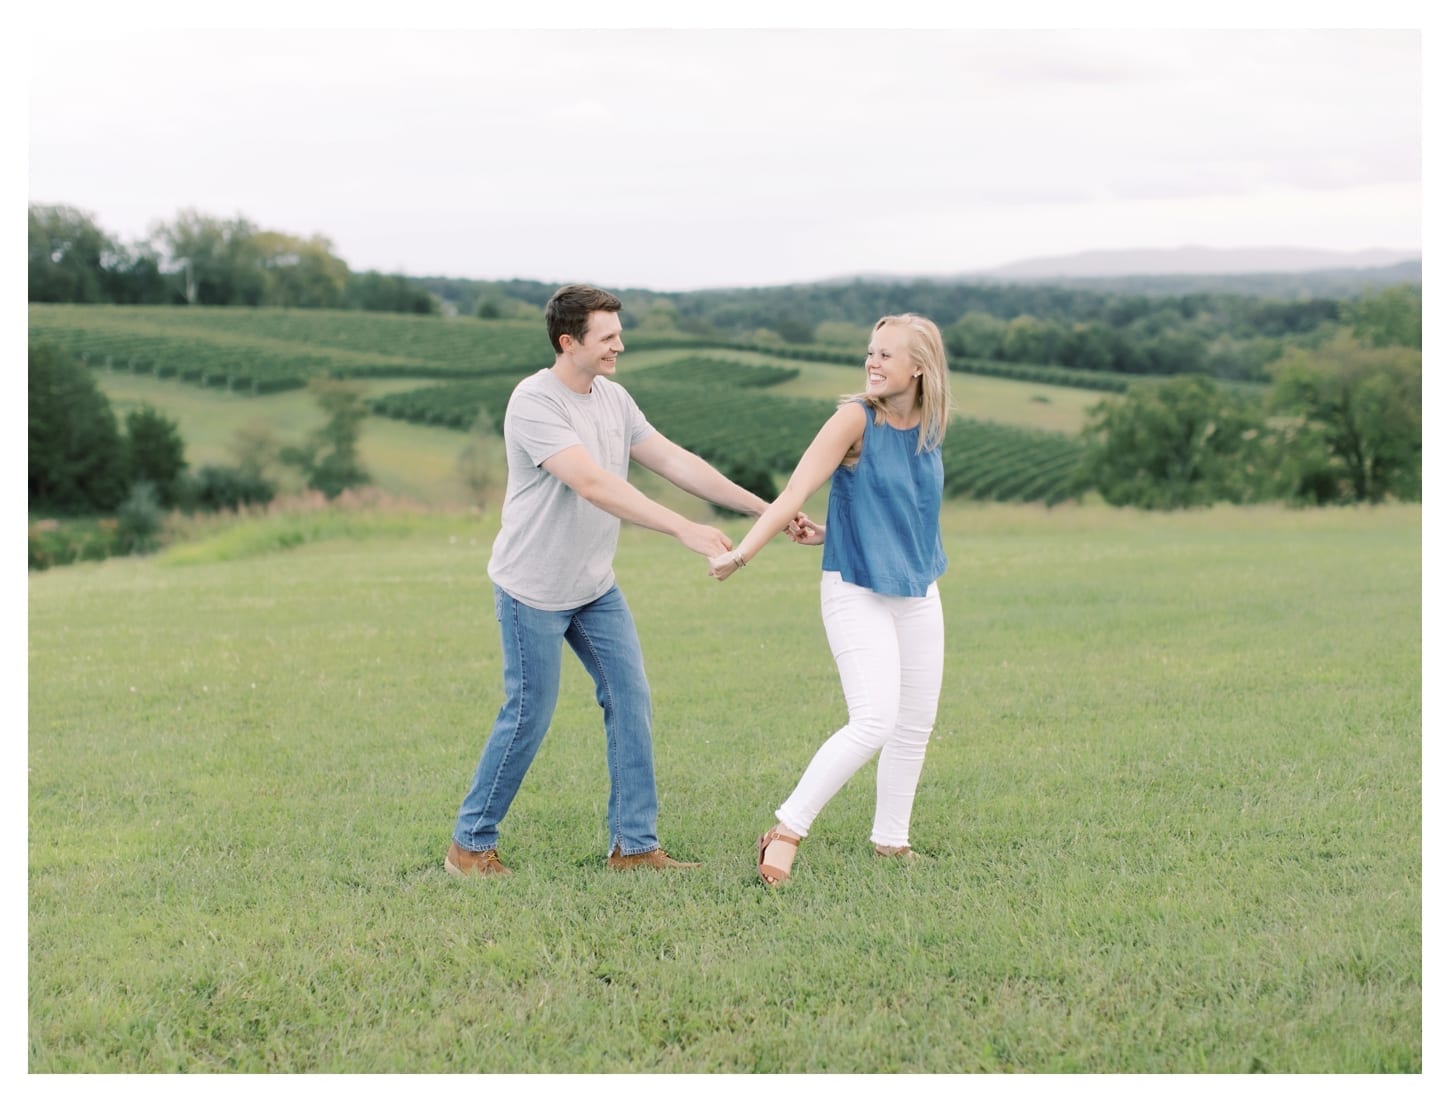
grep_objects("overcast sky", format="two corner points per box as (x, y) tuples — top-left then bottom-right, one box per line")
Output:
(25, 13), (1426, 292)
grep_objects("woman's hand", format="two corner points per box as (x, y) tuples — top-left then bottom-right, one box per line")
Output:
(788, 513), (825, 546)
(708, 550), (741, 580)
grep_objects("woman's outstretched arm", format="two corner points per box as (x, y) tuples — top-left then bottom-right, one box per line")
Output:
(709, 403), (865, 580)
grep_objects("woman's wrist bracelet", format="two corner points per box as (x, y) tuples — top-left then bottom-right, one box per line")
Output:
(733, 551), (747, 569)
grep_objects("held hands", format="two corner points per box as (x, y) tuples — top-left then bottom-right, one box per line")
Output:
(708, 549), (744, 581)
(710, 513), (820, 581)
(681, 522), (733, 559)
(788, 513), (825, 546)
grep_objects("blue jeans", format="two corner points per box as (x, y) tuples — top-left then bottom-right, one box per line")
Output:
(452, 584), (660, 856)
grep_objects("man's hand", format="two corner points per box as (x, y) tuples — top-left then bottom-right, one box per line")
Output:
(679, 521), (733, 558)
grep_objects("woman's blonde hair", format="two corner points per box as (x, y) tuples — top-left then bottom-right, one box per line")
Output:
(847, 313), (953, 452)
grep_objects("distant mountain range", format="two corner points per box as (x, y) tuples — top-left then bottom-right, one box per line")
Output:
(973, 245), (1420, 280)
(815, 246), (1421, 298)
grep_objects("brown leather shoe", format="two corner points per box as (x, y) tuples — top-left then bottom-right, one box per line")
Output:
(606, 845), (701, 870)
(445, 840), (510, 877)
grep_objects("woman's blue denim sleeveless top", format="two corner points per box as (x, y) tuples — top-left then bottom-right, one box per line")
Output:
(821, 400), (946, 597)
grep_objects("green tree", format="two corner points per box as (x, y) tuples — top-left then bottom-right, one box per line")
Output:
(28, 204), (116, 303)
(944, 311), (1006, 362)
(227, 420), (283, 482)
(124, 404), (189, 505)
(252, 230), (351, 308)
(1001, 315), (1062, 365)
(635, 300), (684, 334)
(1267, 330), (1421, 503)
(155, 209), (263, 305)
(1203, 334), (1282, 383)
(1345, 284), (1421, 349)
(160, 217), (353, 308)
(772, 315), (815, 345)
(709, 456), (775, 515)
(1079, 375), (1271, 509)
(1142, 330), (1208, 376)
(349, 271), (438, 315)
(1063, 321), (1121, 373)
(281, 377), (372, 498)
(28, 341), (128, 512)
(104, 240), (178, 305)
(814, 320), (867, 348)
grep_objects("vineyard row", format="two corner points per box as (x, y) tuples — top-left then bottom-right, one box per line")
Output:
(371, 373), (1084, 505)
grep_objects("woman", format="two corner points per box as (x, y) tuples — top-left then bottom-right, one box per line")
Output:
(709, 313), (952, 886)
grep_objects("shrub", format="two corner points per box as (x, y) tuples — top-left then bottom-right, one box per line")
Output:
(709, 456), (776, 514)
(180, 465), (278, 512)
(115, 482), (165, 554)
(28, 341), (128, 512)
(124, 404), (189, 505)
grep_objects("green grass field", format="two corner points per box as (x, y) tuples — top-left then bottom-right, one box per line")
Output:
(27, 501), (1421, 1072)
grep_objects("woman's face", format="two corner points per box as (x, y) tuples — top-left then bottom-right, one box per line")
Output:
(864, 324), (917, 401)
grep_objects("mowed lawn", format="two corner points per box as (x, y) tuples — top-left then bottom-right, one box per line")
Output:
(27, 503), (1421, 1072)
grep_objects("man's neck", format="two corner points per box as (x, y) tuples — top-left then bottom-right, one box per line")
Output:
(550, 359), (594, 394)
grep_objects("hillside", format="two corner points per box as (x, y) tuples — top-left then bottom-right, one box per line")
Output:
(421, 249), (1421, 320)
(975, 245), (1420, 280)
(30, 304), (1105, 508)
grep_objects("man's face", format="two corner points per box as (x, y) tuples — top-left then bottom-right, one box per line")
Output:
(568, 311), (625, 378)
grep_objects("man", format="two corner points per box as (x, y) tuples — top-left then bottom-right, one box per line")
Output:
(447, 284), (772, 876)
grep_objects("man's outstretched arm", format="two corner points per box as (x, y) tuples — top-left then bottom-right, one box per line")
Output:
(541, 444), (733, 558)
(629, 433), (770, 517)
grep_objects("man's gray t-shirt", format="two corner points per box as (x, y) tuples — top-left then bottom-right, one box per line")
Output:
(487, 369), (655, 610)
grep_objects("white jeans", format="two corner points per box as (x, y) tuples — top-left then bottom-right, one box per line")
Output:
(775, 571), (945, 849)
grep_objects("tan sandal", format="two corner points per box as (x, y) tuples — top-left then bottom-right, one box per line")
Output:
(757, 827), (800, 887)
(874, 843), (921, 861)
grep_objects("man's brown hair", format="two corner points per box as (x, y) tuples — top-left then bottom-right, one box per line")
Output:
(546, 284), (623, 353)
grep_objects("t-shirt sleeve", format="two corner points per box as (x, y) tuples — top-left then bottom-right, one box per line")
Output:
(508, 386), (579, 468)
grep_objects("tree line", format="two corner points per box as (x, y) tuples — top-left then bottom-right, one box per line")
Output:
(436, 271), (1420, 385)
(33, 203), (1421, 387)
(1076, 305), (1421, 508)
(432, 278), (1421, 508)
(28, 204), (436, 315)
